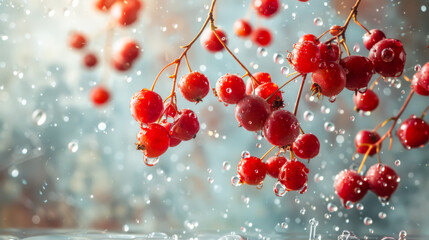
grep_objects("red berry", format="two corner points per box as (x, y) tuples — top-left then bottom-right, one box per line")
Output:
(94, 0), (116, 11)
(368, 38), (406, 78)
(245, 72), (272, 94)
(178, 72), (210, 103)
(252, 0), (279, 18)
(354, 130), (381, 156)
(329, 25), (343, 37)
(365, 164), (399, 200)
(163, 102), (179, 119)
(83, 53), (98, 68)
(363, 29), (386, 50)
(334, 170), (369, 204)
(265, 155), (287, 178)
(171, 109), (200, 141)
(130, 89), (164, 124)
(292, 133), (320, 159)
(161, 121), (181, 147)
(113, 38), (140, 63)
(311, 62), (346, 97)
(110, 0), (142, 27)
(234, 19), (252, 37)
(396, 115), (429, 149)
(200, 29), (227, 53)
(254, 82), (282, 108)
(411, 73), (429, 96)
(137, 123), (169, 158)
(263, 109), (300, 146)
(111, 58), (133, 71)
(90, 86), (110, 106)
(278, 159), (309, 191)
(340, 55), (374, 91)
(318, 42), (339, 62)
(251, 27), (272, 47)
(237, 156), (267, 185)
(298, 34), (319, 44)
(353, 89), (379, 112)
(235, 95), (271, 132)
(414, 62), (429, 92)
(289, 41), (321, 74)
(69, 32), (86, 50)
(215, 74), (246, 104)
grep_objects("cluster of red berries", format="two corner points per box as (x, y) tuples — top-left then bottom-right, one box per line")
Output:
(68, 0), (143, 106)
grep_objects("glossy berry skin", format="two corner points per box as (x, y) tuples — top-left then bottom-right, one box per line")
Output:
(113, 38), (140, 63)
(368, 38), (406, 78)
(251, 27), (272, 47)
(334, 170), (369, 204)
(69, 32), (86, 49)
(90, 86), (110, 106)
(298, 34), (319, 44)
(254, 82), (282, 107)
(265, 155), (287, 178)
(130, 89), (164, 124)
(252, 0), (279, 18)
(171, 109), (200, 141)
(411, 73), (429, 96)
(289, 41), (321, 74)
(200, 29), (227, 53)
(363, 29), (386, 50)
(234, 19), (252, 37)
(340, 56), (374, 91)
(292, 133), (320, 159)
(263, 109), (300, 147)
(215, 74), (246, 104)
(163, 102), (178, 118)
(83, 53), (98, 68)
(237, 156), (267, 185)
(235, 95), (271, 132)
(178, 72), (210, 102)
(94, 0), (116, 11)
(111, 0), (141, 26)
(245, 72), (272, 94)
(278, 159), (309, 191)
(137, 123), (169, 158)
(318, 43), (339, 62)
(354, 130), (381, 156)
(311, 62), (346, 97)
(161, 121), (181, 147)
(353, 89), (379, 112)
(396, 115), (429, 149)
(414, 62), (429, 92)
(365, 164), (399, 200)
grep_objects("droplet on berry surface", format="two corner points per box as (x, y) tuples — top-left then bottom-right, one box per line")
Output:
(144, 156), (160, 167)
(381, 48), (395, 62)
(273, 181), (287, 197)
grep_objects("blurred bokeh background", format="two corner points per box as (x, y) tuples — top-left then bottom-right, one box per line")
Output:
(0, 0), (428, 238)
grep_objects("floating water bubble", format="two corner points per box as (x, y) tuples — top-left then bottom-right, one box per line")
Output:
(422, 5), (427, 12)
(241, 151), (250, 158)
(9, 168), (19, 178)
(208, 177), (214, 184)
(356, 203), (364, 210)
(350, 116), (355, 121)
(68, 141), (78, 152)
(399, 230), (407, 240)
(378, 196), (389, 206)
(256, 143), (262, 148)
(345, 201), (354, 209)
(303, 110), (314, 121)
(324, 122), (335, 132)
(353, 43), (360, 53)
(391, 78), (401, 88)
(321, 105), (330, 114)
(314, 173), (324, 182)
(378, 212), (387, 219)
(257, 47), (268, 57)
(395, 160), (401, 167)
(98, 122), (106, 131)
(223, 161), (231, 171)
(414, 64), (422, 72)
(144, 156), (159, 166)
(328, 96), (336, 103)
(231, 175), (242, 186)
(300, 207), (306, 215)
(32, 109), (47, 126)
(363, 217), (373, 225)
(327, 202), (338, 212)
(281, 66), (290, 75)
(273, 53), (285, 64)
(313, 17), (323, 26)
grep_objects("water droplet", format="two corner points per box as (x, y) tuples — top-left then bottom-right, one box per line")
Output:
(350, 116), (355, 121)
(256, 143), (262, 148)
(274, 181), (287, 197)
(257, 47), (268, 57)
(300, 207), (306, 215)
(241, 151), (250, 158)
(378, 212), (387, 219)
(144, 156), (159, 166)
(226, 88), (232, 94)
(303, 110), (314, 121)
(378, 196), (390, 206)
(9, 168), (19, 177)
(345, 201), (354, 209)
(281, 66), (290, 75)
(281, 222), (288, 229)
(327, 203), (338, 212)
(422, 5), (427, 12)
(356, 203), (364, 210)
(68, 141), (78, 152)
(231, 175), (242, 186)
(395, 159), (401, 167)
(399, 230), (407, 240)
(32, 109), (47, 126)
(324, 122), (335, 132)
(358, 87), (367, 93)
(353, 43), (360, 53)
(381, 48), (395, 62)
(223, 161), (231, 171)
(328, 96), (336, 103)
(391, 78), (401, 88)
(256, 183), (263, 189)
(98, 122), (106, 131)
(363, 217), (373, 225)
(313, 17), (323, 26)
(321, 105), (330, 114)
(273, 53), (285, 64)
(208, 177), (214, 184)
(414, 64), (422, 72)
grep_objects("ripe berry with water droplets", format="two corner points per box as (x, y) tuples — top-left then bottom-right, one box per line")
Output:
(254, 82), (282, 109)
(292, 133), (320, 160)
(414, 62), (429, 93)
(298, 34), (319, 44)
(289, 40), (321, 74)
(237, 156), (267, 185)
(366, 164), (399, 200)
(235, 95), (271, 132)
(311, 62), (346, 97)
(111, 0), (142, 26)
(353, 89), (379, 112)
(354, 130), (381, 156)
(90, 86), (110, 106)
(411, 74), (429, 96)
(396, 115), (429, 149)
(84, 53), (98, 68)
(340, 55), (374, 91)
(215, 74), (246, 104)
(69, 32), (86, 49)
(245, 72), (272, 94)
(263, 109), (300, 146)
(170, 109), (200, 141)
(234, 19), (252, 37)
(334, 170), (369, 205)
(136, 123), (169, 158)
(363, 29), (386, 50)
(318, 42), (339, 62)
(265, 155), (287, 178)
(251, 27), (272, 47)
(278, 158), (309, 191)
(368, 38), (406, 77)
(252, 0), (279, 18)
(178, 72), (210, 102)
(200, 29), (227, 53)
(130, 89), (164, 124)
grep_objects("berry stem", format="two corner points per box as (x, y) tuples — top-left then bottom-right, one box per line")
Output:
(352, 14), (371, 34)
(340, 39), (351, 56)
(293, 74), (307, 116)
(260, 145), (277, 161)
(184, 53), (192, 72)
(151, 61), (177, 91)
(421, 105), (429, 119)
(266, 73), (302, 102)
